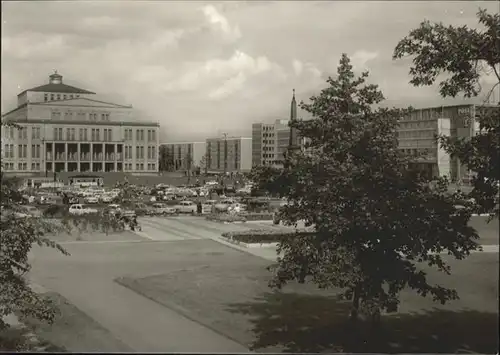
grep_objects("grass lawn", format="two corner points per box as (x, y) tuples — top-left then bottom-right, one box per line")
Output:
(0, 323), (65, 352)
(18, 292), (132, 352)
(117, 251), (498, 353)
(469, 216), (499, 245)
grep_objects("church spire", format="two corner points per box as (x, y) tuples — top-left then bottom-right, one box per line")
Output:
(290, 88), (297, 120)
(289, 88), (298, 149)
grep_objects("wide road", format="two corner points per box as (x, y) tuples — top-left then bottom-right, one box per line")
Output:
(28, 216), (260, 353)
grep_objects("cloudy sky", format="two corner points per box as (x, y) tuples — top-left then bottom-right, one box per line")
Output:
(1, 1), (497, 141)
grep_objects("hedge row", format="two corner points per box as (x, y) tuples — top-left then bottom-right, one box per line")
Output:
(239, 212), (274, 221)
(206, 212), (275, 222)
(222, 228), (315, 244)
(206, 213), (247, 222)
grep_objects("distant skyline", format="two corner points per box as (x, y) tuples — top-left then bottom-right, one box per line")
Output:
(1, 1), (497, 141)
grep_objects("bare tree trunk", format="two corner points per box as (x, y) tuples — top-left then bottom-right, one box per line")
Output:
(350, 284), (361, 321)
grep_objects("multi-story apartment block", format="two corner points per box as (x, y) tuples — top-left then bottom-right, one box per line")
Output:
(252, 89), (303, 168)
(206, 136), (252, 173)
(397, 103), (499, 181)
(160, 141), (206, 171)
(1, 71), (160, 175)
(252, 119), (291, 168)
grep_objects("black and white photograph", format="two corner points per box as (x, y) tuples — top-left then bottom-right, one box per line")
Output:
(1, 1), (499, 353)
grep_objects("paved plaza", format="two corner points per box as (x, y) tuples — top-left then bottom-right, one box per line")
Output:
(26, 216), (499, 352)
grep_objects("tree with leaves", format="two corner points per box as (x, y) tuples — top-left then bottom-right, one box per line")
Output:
(0, 169), (68, 331)
(394, 8), (500, 218)
(252, 54), (480, 321)
(0, 122), (126, 333)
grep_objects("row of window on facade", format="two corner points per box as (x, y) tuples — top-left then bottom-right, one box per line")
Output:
(123, 146), (157, 160)
(397, 130), (437, 139)
(52, 127), (113, 141)
(50, 111), (111, 121)
(45, 152), (123, 161)
(398, 121), (437, 129)
(401, 107), (467, 121)
(123, 163), (156, 171)
(262, 160), (283, 166)
(123, 128), (157, 142)
(3, 144), (41, 159)
(44, 93), (81, 102)
(263, 132), (275, 137)
(401, 148), (434, 156)
(3, 162), (40, 171)
(3, 162), (42, 171)
(3, 127), (42, 140)
(263, 139), (275, 144)
(3, 143), (155, 161)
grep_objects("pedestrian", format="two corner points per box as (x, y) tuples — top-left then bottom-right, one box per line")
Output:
(131, 215), (141, 231)
(197, 201), (202, 215)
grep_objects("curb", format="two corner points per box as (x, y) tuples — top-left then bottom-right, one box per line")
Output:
(220, 236), (278, 249)
(205, 219), (247, 224)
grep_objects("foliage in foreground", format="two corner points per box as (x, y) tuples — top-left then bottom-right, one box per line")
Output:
(251, 54), (480, 320)
(0, 131), (127, 330)
(394, 8), (500, 219)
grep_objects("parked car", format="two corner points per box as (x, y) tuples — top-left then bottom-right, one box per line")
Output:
(22, 205), (43, 217)
(228, 203), (247, 214)
(236, 187), (252, 196)
(100, 194), (114, 203)
(151, 203), (176, 215)
(13, 205), (43, 219)
(84, 196), (99, 204)
(69, 204), (98, 215)
(38, 194), (61, 205)
(133, 202), (151, 216)
(202, 200), (217, 214)
(175, 200), (197, 214)
(214, 199), (236, 212)
(105, 204), (122, 216)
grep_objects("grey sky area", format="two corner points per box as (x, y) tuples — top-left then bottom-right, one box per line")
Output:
(1, 1), (497, 141)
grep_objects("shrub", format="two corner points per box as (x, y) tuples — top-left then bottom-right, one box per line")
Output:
(42, 204), (68, 218)
(238, 212), (274, 221)
(206, 213), (247, 223)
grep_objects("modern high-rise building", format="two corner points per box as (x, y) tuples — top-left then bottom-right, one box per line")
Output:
(252, 119), (291, 168)
(397, 103), (499, 181)
(206, 136), (252, 173)
(159, 141), (206, 172)
(252, 89), (302, 168)
(1, 71), (160, 176)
